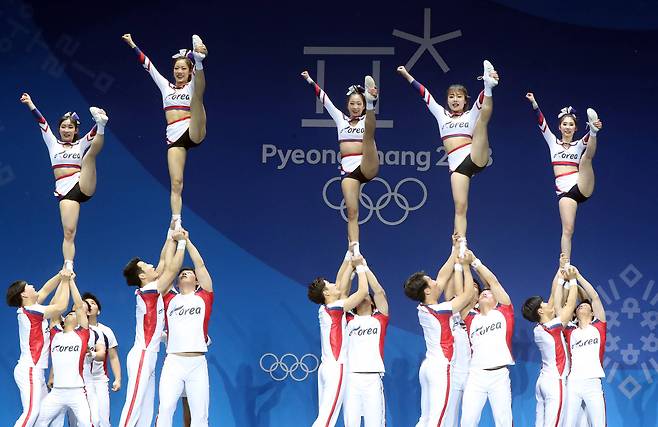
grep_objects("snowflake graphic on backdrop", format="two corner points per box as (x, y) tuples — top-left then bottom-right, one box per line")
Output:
(601, 264), (658, 399)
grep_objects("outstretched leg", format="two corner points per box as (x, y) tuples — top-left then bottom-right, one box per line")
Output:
(341, 178), (361, 247)
(558, 197), (578, 260)
(450, 173), (471, 238)
(471, 60), (497, 167)
(77, 134), (104, 197)
(59, 200), (80, 268)
(577, 138), (597, 198)
(168, 147), (187, 219)
(360, 76), (380, 180)
(189, 35), (207, 144)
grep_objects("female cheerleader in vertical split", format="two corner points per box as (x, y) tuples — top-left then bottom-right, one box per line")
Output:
(122, 33), (208, 230)
(20, 93), (108, 271)
(397, 62), (499, 256)
(300, 72), (379, 256)
(525, 93), (603, 260)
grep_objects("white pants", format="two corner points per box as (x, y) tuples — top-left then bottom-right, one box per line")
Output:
(52, 380), (106, 427)
(343, 372), (385, 427)
(460, 367), (513, 427)
(34, 388), (91, 427)
(90, 380), (111, 427)
(156, 354), (209, 427)
(312, 362), (345, 427)
(119, 347), (158, 427)
(564, 378), (605, 427)
(13, 364), (48, 427)
(534, 374), (565, 427)
(415, 359), (451, 427)
(444, 369), (468, 427)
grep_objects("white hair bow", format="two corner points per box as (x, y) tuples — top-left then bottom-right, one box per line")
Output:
(172, 49), (191, 59)
(346, 85), (365, 96)
(557, 106), (577, 120)
(63, 111), (80, 124)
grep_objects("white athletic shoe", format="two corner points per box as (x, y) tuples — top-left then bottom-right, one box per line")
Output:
(482, 60), (498, 88)
(587, 108), (599, 133)
(89, 107), (108, 126)
(364, 75), (378, 102)
(192, 34), (206, 61)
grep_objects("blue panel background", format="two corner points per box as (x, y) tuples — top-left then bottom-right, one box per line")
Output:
(1, 0), (657, 425)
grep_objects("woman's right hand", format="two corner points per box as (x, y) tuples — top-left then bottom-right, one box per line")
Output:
(525, 92), (536, 103)
(122, 33), (136, 48)
(397, 66), (413, 82)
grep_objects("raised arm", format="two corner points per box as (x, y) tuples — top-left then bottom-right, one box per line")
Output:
(472, 254), (511, 305)
(435, 235), (459, 290)
(575, 268), (606, 322)
(156, 225), (176, 276)
(70, 277), (88, 329)
(397, 66), (445, 119)
(559, 266), (579, 325)
(365, 265), (388, 316)
(43, 271), (71, 320)
(122, 33), (170, 93)
(20, 93), (58, 146)
(525, 92), (558, 145)
(37, 271), (63, 304)
(343, 256), (369, 312)
(452, 252), (477, 315)
(335, 250), (352, 296)
(157, 231), (187, 294)
(185, 231), (212, 292)
(300, 71), (344, 125)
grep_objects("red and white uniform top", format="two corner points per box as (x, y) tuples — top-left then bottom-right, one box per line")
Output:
(310, 83), (366, 145)
(49, 326), (93, 388)
(533, 107), (591, 194)
(410, 80), (486, 170)
(534, 317), (569, 378)
(16, 304), (50, 369)
(133, 280), (165, 353)
(133, 46), (195, 113)
(464, 303), (515, 369)
(162, 288), (214, 354)
(450, 312), (471, 374)
(417, 302), (454, 365)
(319, 300), (347, 364)
(31, 108), (96, 170)
(52, 324), (101, 383)
(90, 323), (118, 381)
(345, 310), (389, 373)
(565, 318), (606, 379)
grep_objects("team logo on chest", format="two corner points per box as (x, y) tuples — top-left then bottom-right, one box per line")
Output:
(54, 150), (81, 160)
(554, 151), (579, 160)
(442, 121), (469, 131)
(169, 304), (202, 317)
(340, 125), (364, 135)
(52, 344), (80, 352)
(167, 93), (190, 102)
(349, 325), (379, 337)
(571, 337), (599, 350)
(471, 321), (502, 338)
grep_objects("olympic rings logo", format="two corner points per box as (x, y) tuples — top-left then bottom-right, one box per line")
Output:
(322, 177), (428, 226)
(259, 353), (320, 382)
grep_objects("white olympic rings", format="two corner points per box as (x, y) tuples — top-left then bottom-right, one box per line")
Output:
(322, 176), (428, 226)
(259, 353), (320, 382)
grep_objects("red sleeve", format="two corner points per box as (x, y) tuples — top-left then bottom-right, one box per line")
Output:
(497, 304), (515, 356)
(593, 320), (607, 365)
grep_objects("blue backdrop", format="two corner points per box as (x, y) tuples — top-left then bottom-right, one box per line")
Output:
(1, 0), (657, 425)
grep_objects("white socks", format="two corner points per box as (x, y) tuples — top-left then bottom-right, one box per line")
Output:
(64, 260), (74, 272)
(482, 60), (497, 96)
(587, 108), (599, 135)
(172, 214), (182, 230)
(89, 107), (108, 135)
(192, 35), (205, 70)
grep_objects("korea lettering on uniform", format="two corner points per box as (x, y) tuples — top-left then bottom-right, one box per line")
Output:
(13, 304), (51, 427)
(155, 288), (214, 427)
(461, 303), (515, 427)
(563, 318), (607, 427)
(343, 310), (389, 427)
(312, 299), (347, 427)
(34, 327), (94, 427)
(118, 280), (164, 427)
